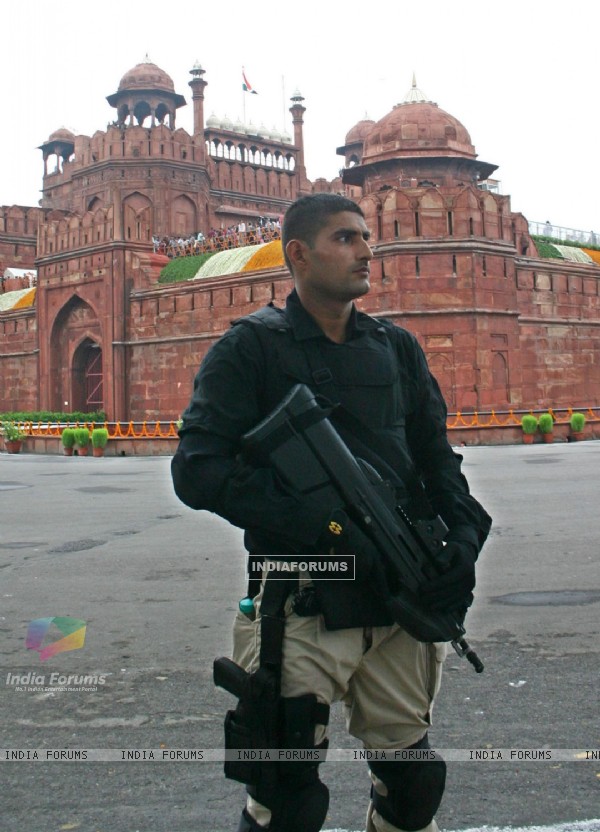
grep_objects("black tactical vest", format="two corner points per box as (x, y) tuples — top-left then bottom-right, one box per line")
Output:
(233, 303), (423, 629)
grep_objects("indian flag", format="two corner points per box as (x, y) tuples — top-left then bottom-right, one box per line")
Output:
(242, 67), (258, 94)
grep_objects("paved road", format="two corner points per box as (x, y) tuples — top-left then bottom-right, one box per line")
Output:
(0, 442), (599, 832)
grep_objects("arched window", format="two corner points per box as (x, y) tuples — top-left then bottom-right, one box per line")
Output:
(133, 101), (152, 127)
(492, 352), (509, 401)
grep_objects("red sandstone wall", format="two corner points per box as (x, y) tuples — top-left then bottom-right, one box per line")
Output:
(127, 271), (293, 420)
(0, 206), (41, 288)
(0, 310), (38, 412)
(2, 251), (599, 423)
(354, 245), (524, 412)
(515, 259), (600, 408)
(1, 184), (599, 426)
(0, 240), (37, 286)
(112, 247), (600, 421)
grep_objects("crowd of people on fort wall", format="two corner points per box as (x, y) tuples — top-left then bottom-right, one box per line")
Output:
(153, 218), (282, 259)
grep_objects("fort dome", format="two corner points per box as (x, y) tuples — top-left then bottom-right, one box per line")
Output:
(342, 79), (497, 188)
(107, 59), (186, 120)
(48, 127), (75, 142)
(38, 126), (75, 155)
(117, 60), (175, 93)
(362, 100), (476, 163)
(344, 118), (375, 146)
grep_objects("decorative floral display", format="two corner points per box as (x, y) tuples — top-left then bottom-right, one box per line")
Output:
(532, 236), (600, 264)
(0, 288), (36, 313)
(194, 244), (263, 279)
(582, 248), (600, 266)
(241, 240), (284, 272)
(553, 245), (593, 264)
(12, 288), (37, 310)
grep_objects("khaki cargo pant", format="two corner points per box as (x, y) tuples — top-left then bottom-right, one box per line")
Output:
(231, 574), (446, 831)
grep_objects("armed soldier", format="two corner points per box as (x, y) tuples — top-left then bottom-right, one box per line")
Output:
(172, 193), (492, 832)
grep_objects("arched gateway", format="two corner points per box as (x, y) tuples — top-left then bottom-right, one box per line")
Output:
(72, 339), (103, 413)
(49, 297), (104, 413)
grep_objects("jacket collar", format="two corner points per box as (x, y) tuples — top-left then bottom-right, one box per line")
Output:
(285, 289), (383, 342)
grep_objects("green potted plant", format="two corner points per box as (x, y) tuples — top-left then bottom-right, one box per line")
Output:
(91, 427), (109, 457)
(61, 427), (76, 456)
(538, 412), (554, 443)
(1, 421), (26, 454)
(569, 412), (586, 441)
(74, 427), (91, 456)
(520, 414), (538, 444)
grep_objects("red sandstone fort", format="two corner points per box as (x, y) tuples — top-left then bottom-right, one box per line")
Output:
(1, 60), (598, 426)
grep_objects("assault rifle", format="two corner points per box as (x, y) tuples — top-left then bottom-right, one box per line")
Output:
(241, 383), (484, 672)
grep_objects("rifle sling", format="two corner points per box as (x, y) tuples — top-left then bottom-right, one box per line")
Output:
(258, 574), (297, 672)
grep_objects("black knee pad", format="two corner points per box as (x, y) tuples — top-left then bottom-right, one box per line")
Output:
(246, 778), (329, 832)
(368, 735), (446, 831)
(270, 779), (329, 832)
(246, 694), (330, 831)
(237, 807), (266, 831)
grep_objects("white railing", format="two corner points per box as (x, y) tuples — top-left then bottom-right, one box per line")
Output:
(528, 221), (599, 246)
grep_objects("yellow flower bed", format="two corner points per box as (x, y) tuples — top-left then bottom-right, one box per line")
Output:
(582, 248), (600, 266)
(0, 287), (36, 313)
(12, 288), (37, 309)
(242, 240), (284, 272)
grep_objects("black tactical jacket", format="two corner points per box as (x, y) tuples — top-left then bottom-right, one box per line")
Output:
(172, 290), (491, 628)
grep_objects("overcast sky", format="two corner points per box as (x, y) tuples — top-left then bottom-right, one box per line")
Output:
(3, 0), (598, 233)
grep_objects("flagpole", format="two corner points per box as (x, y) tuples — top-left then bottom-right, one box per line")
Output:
(281, 74), (286, 133)
(242, 67), (246, 124)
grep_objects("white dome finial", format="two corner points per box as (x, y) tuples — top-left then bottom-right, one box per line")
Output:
(403, 74), (429, 103)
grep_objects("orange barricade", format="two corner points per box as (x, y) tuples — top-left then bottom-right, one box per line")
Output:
(445, 407), (600, 430)
(11, 407), (600, 440)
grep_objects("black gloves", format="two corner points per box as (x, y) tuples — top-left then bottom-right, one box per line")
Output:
(320, 509), (379, 581)
(319, 510), (479, 611)
(418, 540), (478, 612)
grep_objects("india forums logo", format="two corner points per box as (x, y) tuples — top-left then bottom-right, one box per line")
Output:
(26, 617), (86, 662)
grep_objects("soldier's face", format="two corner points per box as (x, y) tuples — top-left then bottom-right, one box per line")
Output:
(299, 211), (373, 304)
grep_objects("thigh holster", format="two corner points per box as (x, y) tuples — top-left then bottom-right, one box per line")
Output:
(216, 572), (330, 828)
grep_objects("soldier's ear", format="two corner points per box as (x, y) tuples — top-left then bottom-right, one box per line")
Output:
(286, 239), (309, 271)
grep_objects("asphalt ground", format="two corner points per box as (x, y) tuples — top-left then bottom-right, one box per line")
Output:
(0, 441), (599, 832)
